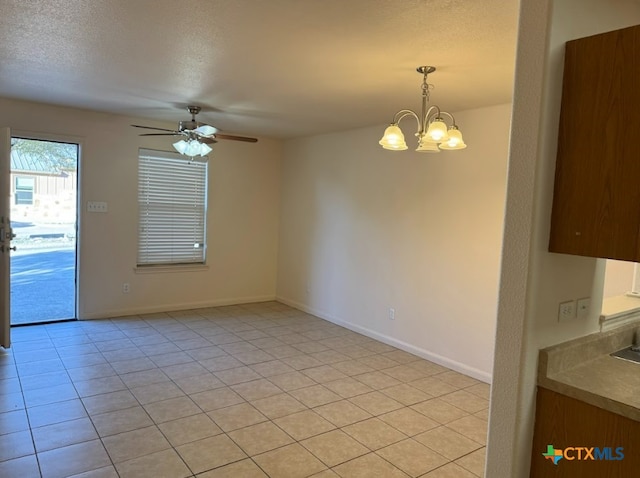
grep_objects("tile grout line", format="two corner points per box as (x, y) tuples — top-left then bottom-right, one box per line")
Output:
(3, 302), (488, 477)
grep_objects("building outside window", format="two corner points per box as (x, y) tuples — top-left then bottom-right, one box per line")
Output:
(14, 177), (35, 205)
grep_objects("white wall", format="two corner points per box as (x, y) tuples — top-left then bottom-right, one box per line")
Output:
(0, 97), (282, 319)
(604, 260), (635, 297)
(486, 0), (640, 476)
(277, 103), (511, 380)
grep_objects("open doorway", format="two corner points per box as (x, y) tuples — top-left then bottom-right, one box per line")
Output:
(10, 137), (78, 325)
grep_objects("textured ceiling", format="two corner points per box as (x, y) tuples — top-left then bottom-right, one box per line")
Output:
(0, 0), (519, 139)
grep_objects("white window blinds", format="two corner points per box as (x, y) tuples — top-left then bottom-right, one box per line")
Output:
(137, 149), (207, 266)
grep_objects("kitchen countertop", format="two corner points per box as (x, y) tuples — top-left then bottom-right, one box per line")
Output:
(538, 320), (640, 421)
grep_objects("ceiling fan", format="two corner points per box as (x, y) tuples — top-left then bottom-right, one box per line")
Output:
(132, 105), (258, 156)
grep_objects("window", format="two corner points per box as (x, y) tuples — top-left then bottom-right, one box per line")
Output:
(14, 177), (35, 205)
(137, 149), (208, 266)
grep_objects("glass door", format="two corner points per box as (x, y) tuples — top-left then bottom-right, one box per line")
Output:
(10, 137), (78, 325)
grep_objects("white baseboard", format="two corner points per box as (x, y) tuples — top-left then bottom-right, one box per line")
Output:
(79, 295), (277, 320)
(278, 296), (492, 384)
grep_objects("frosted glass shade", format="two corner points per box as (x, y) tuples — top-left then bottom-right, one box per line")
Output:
(415, 137), (441, 153)
(379, 124), (408, 150)
(173, 140), (188, 154)
(173, 139), (212, 157)
(439, 128), (467, 150)
(198, 142), (213, 156)
(425, 119), (449, 142)
(186, 140), (202, 157)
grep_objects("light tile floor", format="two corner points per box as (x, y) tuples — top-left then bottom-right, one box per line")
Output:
(0, 301), (489, 478)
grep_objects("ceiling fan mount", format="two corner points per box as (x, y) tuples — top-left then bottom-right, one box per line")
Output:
(178, 106), (210, 134)
(131, 105), (258, 156)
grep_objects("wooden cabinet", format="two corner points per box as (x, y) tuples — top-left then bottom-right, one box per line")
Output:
(549, 25), (640, 261)
(530, 387), (640, 477)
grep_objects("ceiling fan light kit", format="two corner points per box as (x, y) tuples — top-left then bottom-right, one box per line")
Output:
(132, 105), (258, 158)
(173, 139), (212, 157)
(379, 66), (467, 153)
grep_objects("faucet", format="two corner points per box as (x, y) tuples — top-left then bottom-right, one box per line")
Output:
(632, 330), (640, 352)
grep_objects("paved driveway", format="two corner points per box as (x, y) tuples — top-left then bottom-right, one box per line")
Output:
(10, 245), (76, 325)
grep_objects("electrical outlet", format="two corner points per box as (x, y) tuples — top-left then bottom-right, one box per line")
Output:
(577, 297), (590, 318)
(558, 300), (575, 322)
(389, 308), (395, 320)
(122, 283), (130, 294)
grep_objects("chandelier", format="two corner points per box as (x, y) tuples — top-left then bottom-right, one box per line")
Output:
(379, 66), (466, 152)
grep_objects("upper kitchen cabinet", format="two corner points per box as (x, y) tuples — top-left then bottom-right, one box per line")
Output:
(549, 25), (640, 262)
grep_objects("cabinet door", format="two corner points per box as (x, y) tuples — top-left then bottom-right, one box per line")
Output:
(549, 25), (640, 262)
(531, 388), (640, 477)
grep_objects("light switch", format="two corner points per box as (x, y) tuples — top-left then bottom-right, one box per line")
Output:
(577, 297), (590, 319)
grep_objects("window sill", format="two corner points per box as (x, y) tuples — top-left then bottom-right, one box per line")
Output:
(134, 264), (210, 274)
(600, 294), (640, 332)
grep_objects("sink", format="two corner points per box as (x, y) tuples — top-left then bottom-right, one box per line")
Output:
(611, 346), (640, 364)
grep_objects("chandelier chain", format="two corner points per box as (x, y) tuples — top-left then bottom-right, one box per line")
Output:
(421, 75), (433, 101)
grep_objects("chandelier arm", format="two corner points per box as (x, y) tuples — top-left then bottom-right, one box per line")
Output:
(392, 109), (420, 123)
(422, 106), (442, 127)
(436, 111), (458, 127)
(391, 109), (421, 132)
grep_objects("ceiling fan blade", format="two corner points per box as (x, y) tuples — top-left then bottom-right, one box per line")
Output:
(215, 134), (258, 143)
(138, 133), (183, 137)
(131, 124), (179, 133)
(200, 137), (218, 144)
(194, 124), (217, 136)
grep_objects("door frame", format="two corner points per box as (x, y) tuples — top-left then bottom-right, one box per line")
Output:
(11, 130), (84, 322)
(1, 127), (10, 348)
